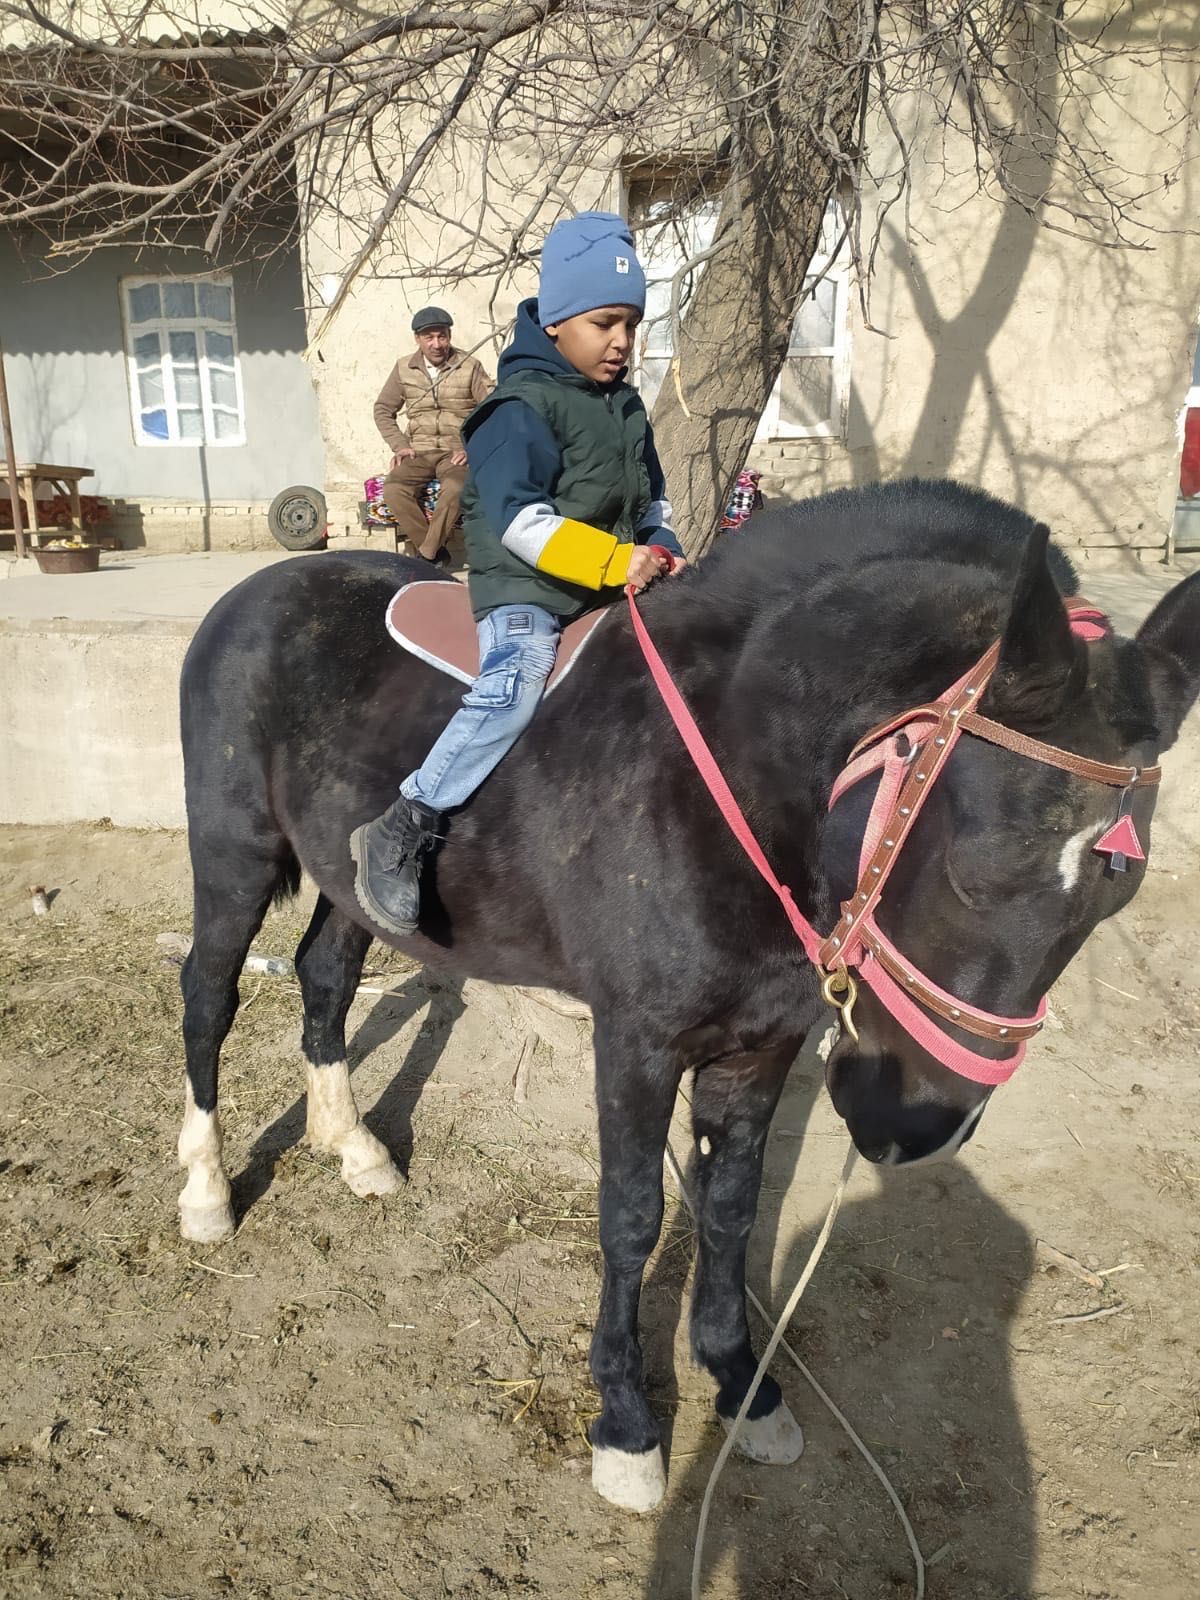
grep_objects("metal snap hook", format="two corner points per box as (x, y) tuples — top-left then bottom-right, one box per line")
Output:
(820, 966), (860, 1043)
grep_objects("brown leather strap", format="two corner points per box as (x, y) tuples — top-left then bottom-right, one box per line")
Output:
(958, 712), (1162, 789)
(861, 931), (1044, 1042)
(818, 649), (998, 971)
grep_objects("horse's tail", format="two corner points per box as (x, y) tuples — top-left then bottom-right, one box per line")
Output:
(273, 848), (302, 908)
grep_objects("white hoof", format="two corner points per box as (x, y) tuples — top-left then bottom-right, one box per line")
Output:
(334, 1121), (403, 1197)
(179, 1200), (236, 1244)
(343, 1156), (403, 1198)
(591, 1444), (666, 1513)
(722, 1399), (805, 1464)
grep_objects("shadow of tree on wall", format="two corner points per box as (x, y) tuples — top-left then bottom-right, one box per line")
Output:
(782, 5), (1200, 544)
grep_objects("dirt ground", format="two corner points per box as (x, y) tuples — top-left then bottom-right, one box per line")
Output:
(1, 800), (1197, 1600)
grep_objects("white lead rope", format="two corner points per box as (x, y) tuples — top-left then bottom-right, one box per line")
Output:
(662, 1140), (926, 1600)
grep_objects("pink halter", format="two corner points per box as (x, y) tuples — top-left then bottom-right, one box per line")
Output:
(627, 591), (1161, 1085)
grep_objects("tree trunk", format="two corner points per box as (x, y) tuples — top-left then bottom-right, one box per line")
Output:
(652, 0), (872, 559)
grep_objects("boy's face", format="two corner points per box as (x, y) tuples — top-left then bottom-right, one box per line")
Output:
(545, 305), (641, 383)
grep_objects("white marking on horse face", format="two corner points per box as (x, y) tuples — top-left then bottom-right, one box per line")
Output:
(885, 1096), (990, 1168)
(1058, 820), (1105, 893)
(698, 1135), (712, 1156)
(305, 1060), (402, 1196)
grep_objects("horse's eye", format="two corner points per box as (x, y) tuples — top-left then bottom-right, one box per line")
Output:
(945, 854), (977, 910)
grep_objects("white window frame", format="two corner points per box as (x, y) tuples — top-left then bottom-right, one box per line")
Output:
(631, 189), (851, 442)
(756, 257), (852, 442)
(120, 274), (247, 448)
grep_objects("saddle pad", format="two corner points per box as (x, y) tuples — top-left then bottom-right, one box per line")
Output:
(385, 580), (612, 695)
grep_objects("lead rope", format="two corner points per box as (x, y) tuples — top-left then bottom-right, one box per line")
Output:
(662, 1134), (926, 1600)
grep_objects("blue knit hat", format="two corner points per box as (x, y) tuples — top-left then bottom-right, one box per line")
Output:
(537, 211), (646, 328)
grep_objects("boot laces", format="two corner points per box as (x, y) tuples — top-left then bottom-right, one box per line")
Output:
(382, 807), (442, 871)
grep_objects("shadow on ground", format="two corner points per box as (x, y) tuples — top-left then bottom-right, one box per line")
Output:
(230, 973), (466, 1219)
(639, 1047), (1035, 1599)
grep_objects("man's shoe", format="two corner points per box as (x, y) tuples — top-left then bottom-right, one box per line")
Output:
(349, 797), (443, 936)
(417, 547), (451, 568)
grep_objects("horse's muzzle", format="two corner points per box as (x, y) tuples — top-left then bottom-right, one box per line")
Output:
(825, 1038), (991, 1166)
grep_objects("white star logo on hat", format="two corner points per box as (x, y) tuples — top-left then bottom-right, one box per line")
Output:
(615, 256), (630, 274)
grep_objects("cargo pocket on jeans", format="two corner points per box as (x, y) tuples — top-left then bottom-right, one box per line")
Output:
(464, 644), (521, 709)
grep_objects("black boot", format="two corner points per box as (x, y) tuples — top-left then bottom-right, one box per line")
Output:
(349, 797), (443, 936)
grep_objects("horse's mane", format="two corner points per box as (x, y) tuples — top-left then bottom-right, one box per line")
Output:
(695, 478), (1078, 607)
(661, 479), (1084, 743)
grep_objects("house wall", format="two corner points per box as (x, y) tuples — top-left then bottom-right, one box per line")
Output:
(750, 106), (1200, 549)
(1, 233), (325, 549)
(299, 117), (622, 536)
(299, 5), (1200, 552)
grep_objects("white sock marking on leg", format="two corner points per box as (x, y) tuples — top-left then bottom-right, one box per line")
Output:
(178, 1080), (234, 1241)
(305, 1060), (401, 1196)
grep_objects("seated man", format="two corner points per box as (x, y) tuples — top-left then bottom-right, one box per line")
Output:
(373, 307), (493, 564)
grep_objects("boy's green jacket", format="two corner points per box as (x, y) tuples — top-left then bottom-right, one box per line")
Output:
(460, 298), (683, 621)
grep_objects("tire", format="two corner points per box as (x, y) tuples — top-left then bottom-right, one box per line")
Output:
(267, 485), (328, 551)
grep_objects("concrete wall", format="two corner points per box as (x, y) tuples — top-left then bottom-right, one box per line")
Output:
(1, 233), (325, 543)
(0, 619), (188, 827)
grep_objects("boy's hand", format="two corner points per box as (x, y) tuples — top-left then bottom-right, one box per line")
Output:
(627, 545), (669, 591)
(667, 556), (689, 577)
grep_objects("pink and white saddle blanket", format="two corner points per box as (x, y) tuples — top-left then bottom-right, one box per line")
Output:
(385, 581), (611, 695)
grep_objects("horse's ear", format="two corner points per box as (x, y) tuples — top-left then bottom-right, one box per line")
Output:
(1135, 570), (1200, 751)
(986, 522), (1084, 727)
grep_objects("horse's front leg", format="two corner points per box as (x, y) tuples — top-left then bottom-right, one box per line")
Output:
(690, 1041), (805, 1464)
(589, 1017), (680, 1513)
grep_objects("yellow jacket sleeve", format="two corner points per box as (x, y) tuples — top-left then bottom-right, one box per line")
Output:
(533, 518), (634, 589)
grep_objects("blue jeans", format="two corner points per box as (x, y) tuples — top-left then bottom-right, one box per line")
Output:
(400, 603), (561, 811)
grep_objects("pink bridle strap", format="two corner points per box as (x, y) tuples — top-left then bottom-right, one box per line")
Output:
(855, 958), (1027, 1085)
(625, 587), (824, 967)
(624, 587), (1109, 1086)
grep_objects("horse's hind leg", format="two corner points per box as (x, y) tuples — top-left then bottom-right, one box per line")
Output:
(689, 1042), (804, 1465)
(179, 855), (285, 1242)
(296, 895), (402, 1197)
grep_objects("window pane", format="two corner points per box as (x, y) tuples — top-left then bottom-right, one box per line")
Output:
(818, 204), (842, 258)
(638, 356), (668, 412)
(178, 408), (204, 441)
(141, 408), (169, 440)
(208, 366), (238, 410)
(137, 365), (164, 409)
(206, 332), (235, 365)
(211, 409), (241, 441)
(163, 282), (196, 319)
(128, 283), (160, 322)
(641, 280), (674, 357)
(169, 331), (200, 405)
(198, 282), (233, 323)
(133, 332), (161, 368)
(778, 356), (833, 429)
(790, 277), (836, 351)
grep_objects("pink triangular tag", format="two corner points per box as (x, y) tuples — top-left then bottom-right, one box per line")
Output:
(1093, 813), (1145, 862)
(1068, 606), (1109, 642)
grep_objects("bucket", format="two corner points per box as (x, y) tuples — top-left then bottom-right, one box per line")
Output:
(33, 545), (102, 575)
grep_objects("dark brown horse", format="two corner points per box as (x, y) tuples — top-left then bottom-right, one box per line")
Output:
(177, 479), (1200, 1510)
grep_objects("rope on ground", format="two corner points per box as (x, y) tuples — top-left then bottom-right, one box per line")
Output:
(662, 1140), (926, 1600)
